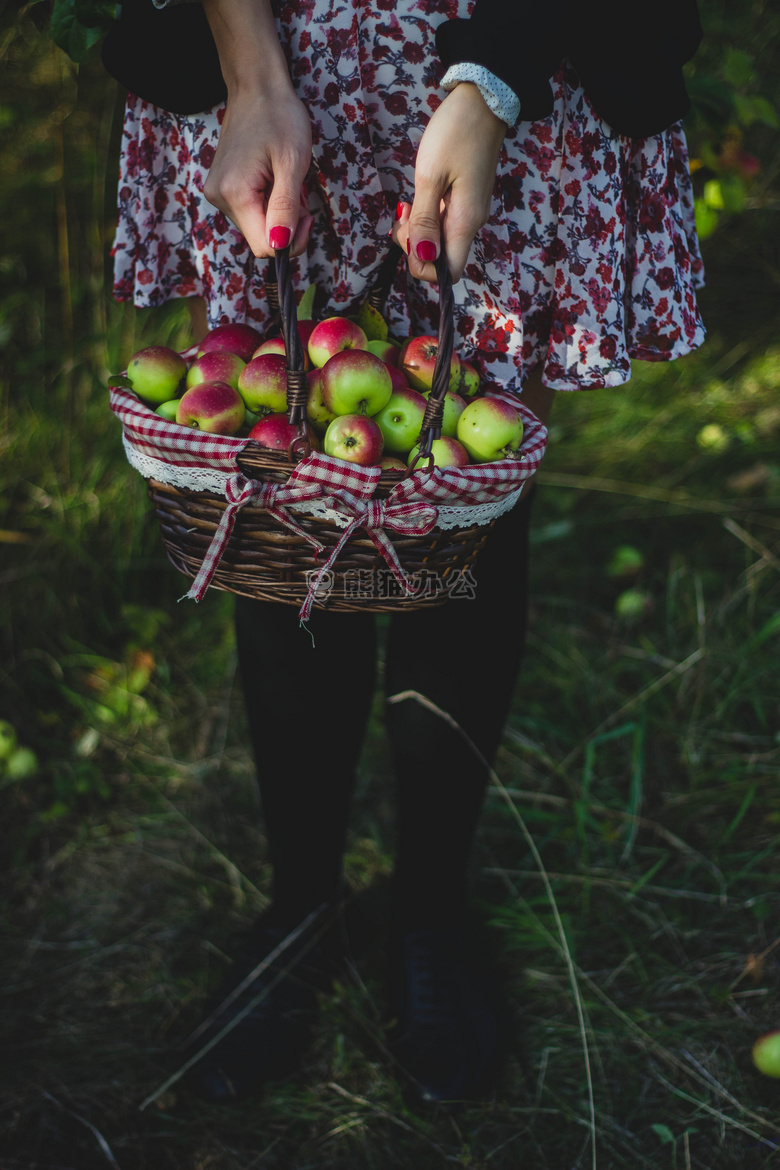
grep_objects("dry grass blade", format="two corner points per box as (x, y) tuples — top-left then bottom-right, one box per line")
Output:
(138, 906), (330, 1111)
(41, 1091), (121, 1169)
(537, 471), (780, 519)
(651, 1071), (778, 1150)
(326, 1082), (462, 1161)
(723, 517), (780, 573)
(387, 688), (598, 1170)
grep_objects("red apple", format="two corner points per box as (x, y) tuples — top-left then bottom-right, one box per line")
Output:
(422, 389), (466, 437)
(321, 349), (393, 417)
(379, 455), (408, 472)
(456, 397), (523, 462)
(176, 381), (246, 435)
(198, 322), (263, 362)
(367, 339), (401, 366)
(252, 331), (313, 370)
(388, 365), (410, 392)
(307, 316), (368, 368)
(398, 335), (461, 395)
(323, 413), (384, 466)
(186, 350), (246, 391)
(373, 386), (427, 455)
(408, 437), (470, 469)
(127, 345), (187, 405)
(459, 361), (481, 398)
(306, 368), (337, 435)
(248, 413), (305, 453)
(238, 353), (288, 414)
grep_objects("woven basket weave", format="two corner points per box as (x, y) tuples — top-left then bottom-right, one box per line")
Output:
(114, 245), (544, 615)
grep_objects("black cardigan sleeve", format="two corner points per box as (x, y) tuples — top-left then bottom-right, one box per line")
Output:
(436, 0), (703, 138)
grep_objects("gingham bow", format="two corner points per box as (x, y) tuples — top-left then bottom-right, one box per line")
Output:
(185, 472), (327, 602)
(299, 494), (439, 621)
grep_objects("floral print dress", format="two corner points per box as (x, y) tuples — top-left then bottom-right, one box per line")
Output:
(112, 0), (706, 394)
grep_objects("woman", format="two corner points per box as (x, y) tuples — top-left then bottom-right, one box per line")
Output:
(103, 0), (705, 1104)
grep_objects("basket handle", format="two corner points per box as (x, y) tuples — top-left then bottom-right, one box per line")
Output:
(270, 243), (455, 465)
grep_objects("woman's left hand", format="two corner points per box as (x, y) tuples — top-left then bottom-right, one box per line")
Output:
(393, 82), (507, 283)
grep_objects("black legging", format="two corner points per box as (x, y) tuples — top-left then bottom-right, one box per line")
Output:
(234, 484), (535, 931)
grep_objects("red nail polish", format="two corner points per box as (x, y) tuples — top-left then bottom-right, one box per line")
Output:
(269, 225), (291, 250)
(416, 240), (437, 263)
(395, 202), (404, 221)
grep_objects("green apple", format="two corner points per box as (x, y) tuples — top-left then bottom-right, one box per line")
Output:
(456, 397), (523, 463)
(321, 350), (392, 417)
(374, 386), (427, 455)
(753, 1031), (780, 1078)
(422, 389), (466, 438)
(127, 346), (187, 406)
(155, 400), (181, 421)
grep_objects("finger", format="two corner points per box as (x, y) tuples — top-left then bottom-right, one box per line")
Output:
(265, 162), (310, 253)
(407, 177), (446, 283)
(290, 213), (314, 258)
(391, 199), (411, 249)
(438, 182), (488, 282)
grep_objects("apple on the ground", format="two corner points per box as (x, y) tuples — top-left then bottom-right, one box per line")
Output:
(186, 350), (246, 391)
(456, 397), (523, 462)
(408, 436), (470, 469)
(422, 389), (466, 437)
(323, 413), (384, 466)
(238, 353), (288, 414)
(127, 345), (187, 405)
(198, 322), (262, 362)
(321, 349), (392, 417)
(176, 381), (246, 435)
(308, 316), (368, 367)
(753, 1031), (780, 1078)
(398, 335), (461, 394)
(306, 368), (337, 435)
(373, 386), (427, 455)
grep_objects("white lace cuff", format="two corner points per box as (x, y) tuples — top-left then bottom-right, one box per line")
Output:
(440, 63), (521, 127)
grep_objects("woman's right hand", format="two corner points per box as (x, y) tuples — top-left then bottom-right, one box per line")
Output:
(202, 85), (314, 259)
(201, 0), (313, 257)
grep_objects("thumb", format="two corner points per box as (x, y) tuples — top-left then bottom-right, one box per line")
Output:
(407, 175), (444, 282)
(266, 167), (309, 252)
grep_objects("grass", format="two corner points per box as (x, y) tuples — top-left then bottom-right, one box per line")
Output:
(2, 4), (780, 1167)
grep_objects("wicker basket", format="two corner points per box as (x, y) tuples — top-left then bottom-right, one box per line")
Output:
(111, 246), (546, 617)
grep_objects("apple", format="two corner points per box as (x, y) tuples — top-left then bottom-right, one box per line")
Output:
(408, 436), (470, 469)
(379, 455), (408, 473)
(306, 368), (337, 435)
(238, 353), (288, 414)
(127, 345), (187, 405)
(248, 413), (305, 454)
(459, 361), (481, 398)
(321, 349), (392, 417)
(176, 381), (246, 435)
(373, 386), (427, 455)
(252, 331), (312, 370)
(753, 1031), (780, 1078)
(323, 413), (384, 466)
(388, 365), (410, 392)
(367, 339), (400, 366)
(422, 389), (466, 438)
(308, 316), (368, 367)
(0, 721), (18, 762)
(198, 322), (262, 362)
(398, 335), (461, 395)
(456, 397), (523, 462)
(186, 350), (246, 391)
(155, 400), (181, 421)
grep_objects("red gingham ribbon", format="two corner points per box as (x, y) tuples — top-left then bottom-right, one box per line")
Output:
(299, 495), (439, 622)
(185, 471), (329, 602)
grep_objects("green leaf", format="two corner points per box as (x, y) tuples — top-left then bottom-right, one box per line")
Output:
(651, 1123), (676, 1145)
(694, 198), (720, 240)
(108, 374), (133, 390)
(723, 49), (754, 89)
(750, 96), (779, 129)
(50, 0), (105, 62)
(353, 299), (388, 342)
(296, 282), (316, 321)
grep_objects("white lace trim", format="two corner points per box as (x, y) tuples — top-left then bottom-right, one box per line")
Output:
(440, 64), (521, 127)
(126, 441), (526, 530)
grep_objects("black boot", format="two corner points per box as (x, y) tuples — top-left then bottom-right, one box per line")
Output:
(185, 907), (341, 1102)
(389, 926), (504, 1105)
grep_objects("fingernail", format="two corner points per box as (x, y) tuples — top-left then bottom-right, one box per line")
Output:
(269, 226), (291, 250)
(416, 240), (437, 263)
(395, 202), (405, 221)
(405, 237), (410, 255)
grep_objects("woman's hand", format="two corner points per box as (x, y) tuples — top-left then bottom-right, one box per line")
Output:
(203, 84), (314, 258)
(201, 0), (314, 257)
(394, 82), (507, 283)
